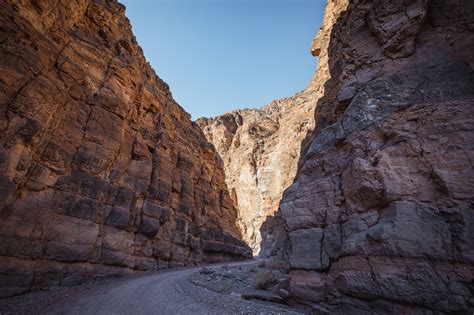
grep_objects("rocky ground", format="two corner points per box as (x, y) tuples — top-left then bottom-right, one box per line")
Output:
(0, 276), (122, 314)
(189, 259), (293, 305)
(0, 260), (303, 314)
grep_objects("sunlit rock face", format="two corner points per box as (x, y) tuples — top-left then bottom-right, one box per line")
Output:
(0, 0), (250, 297)
(262, 0), (474, 313)
(196, 0), (349, 257)
(197, 91), (317, 255)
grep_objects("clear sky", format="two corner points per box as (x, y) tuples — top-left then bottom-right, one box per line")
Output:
(120, 0), (326, 119)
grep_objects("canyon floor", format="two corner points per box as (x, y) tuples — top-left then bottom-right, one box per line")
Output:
(0, 260), (301, 314)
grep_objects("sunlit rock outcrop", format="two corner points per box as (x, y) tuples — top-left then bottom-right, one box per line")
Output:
(197, 86), (317, 255)
(0, 0), (250, 297)
(196, 0), (349, 257)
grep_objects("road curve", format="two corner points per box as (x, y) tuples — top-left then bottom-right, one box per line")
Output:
(43, 260), (300, 314)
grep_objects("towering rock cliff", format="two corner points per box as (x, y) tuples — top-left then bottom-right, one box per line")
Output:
(196, 1), (351, 256)
(196, 92), (317, 254)
(0, 0), (250, 297)
(262, 0), (474, 313)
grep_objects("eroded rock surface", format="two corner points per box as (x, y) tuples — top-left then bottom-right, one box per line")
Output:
(262, 0), (474, 313)
(0, 0), (250, 298)
(197, 92), (317, 254)
(196, 0), (352, 256)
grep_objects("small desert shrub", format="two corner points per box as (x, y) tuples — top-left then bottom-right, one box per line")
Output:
(265, 259), (290, 273)
(254, 270), (278, 290)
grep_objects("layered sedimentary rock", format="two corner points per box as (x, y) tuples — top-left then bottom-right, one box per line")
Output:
(0, 0), (250, 297)
(262, 0), (474, 313)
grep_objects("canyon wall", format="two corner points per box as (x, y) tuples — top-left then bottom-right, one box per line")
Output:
(0, 0), (250, 298)
(196, 0), (351, 256)
(197, 92), (317, 254)
(262, 0), (474, 313)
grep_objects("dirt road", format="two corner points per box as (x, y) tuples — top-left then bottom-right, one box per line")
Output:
(1, 260), (301, 314)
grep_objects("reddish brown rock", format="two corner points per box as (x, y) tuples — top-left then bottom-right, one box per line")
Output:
(0, 0), (250, 297)
(262, 0), (474, 313)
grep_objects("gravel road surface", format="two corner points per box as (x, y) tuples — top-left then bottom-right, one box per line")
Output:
(1, 260), (301, 314)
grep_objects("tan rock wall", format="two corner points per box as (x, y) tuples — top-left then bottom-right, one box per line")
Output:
(0, 0), (250, 297)
(196, 0), (350, 256)
(197, 91), (318, 254)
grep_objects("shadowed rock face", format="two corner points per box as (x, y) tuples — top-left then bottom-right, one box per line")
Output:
(261, 0), (474, 313)
(0, 0), (250, 297)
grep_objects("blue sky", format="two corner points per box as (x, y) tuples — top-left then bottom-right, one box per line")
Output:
(121, 0), (326, 119)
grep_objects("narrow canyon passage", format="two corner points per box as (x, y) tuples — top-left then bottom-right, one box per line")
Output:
(0, 0), (473, 313)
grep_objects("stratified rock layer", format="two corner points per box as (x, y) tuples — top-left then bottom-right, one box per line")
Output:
(0, 0), (250, 298)
(262, 0), (474, 313)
